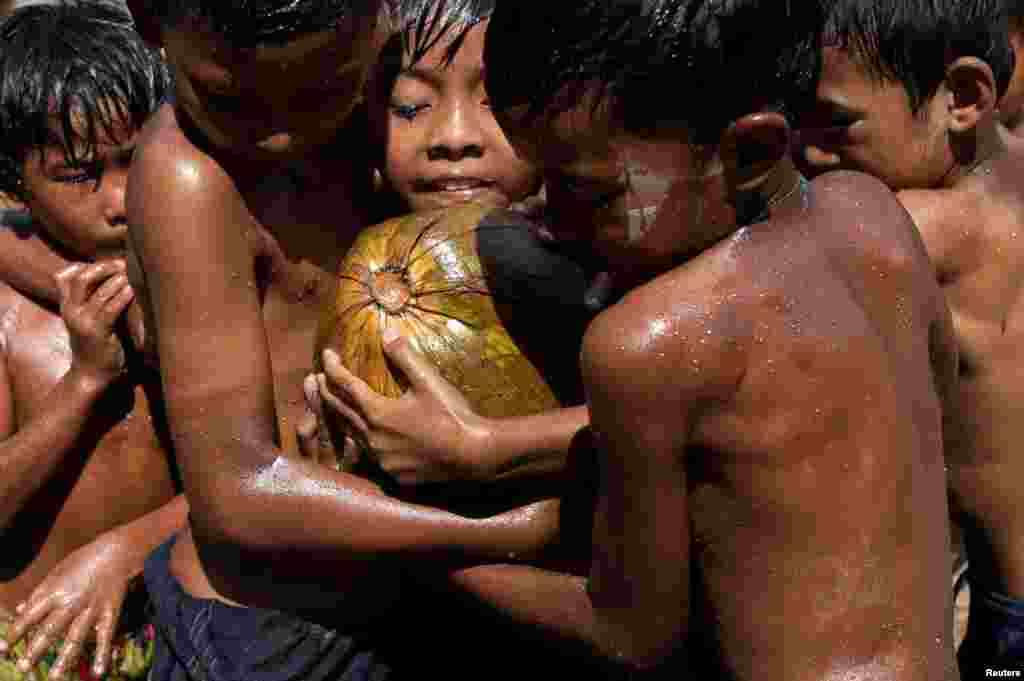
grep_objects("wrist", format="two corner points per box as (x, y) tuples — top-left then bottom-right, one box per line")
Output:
(458, 416), (498, 481)
(97, 526), (148, 580)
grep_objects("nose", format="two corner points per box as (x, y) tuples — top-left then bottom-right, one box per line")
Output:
(103, 166), (128, 227)
(426, 99), (485, 162)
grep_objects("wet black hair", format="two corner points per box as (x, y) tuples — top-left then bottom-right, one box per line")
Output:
(826, 0), (1015, 113)
(391, 0), (494, 67)
(484, 0), (826, 146)
(1007, 0), (1024, 21)
(0, 0), (172, 199)
(150, 0), (381, 48)
(372, 0), (494, 106)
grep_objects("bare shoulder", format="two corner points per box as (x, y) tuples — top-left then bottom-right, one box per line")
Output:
(896, 186), (966, 234)
(897, 182), (985, 273)
(129, 104), (239, 223)
(128, 104), (257, 271)
(812, 170), (915, 231)
(582, 259), (749, 409)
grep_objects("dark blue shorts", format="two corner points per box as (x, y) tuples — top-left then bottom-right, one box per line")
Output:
(144, 537), (391, 681)
(958, 575), (1024, 679)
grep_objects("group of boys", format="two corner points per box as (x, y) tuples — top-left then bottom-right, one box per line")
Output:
(0, 0), (1023, 680)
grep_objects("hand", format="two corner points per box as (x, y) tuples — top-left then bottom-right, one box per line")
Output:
(55, 261), (134, 390)
(296, 374), (360, 471)
(317, 329), (492, 485)
(0, 532), (137, 679)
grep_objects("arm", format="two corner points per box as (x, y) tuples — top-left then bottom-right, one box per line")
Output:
(444, 300), (710, 672)
(0, 262), (133, 530)
(0, 213), (68, 303)
(316, 335), (589, 485)
(2, 495), (188, 679)
(127, 124), (556, 600)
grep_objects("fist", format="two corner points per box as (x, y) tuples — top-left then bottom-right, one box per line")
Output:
(56, 261), (135, 389)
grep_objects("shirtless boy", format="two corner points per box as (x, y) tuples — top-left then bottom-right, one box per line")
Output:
(797, 0), (1024, 675)
(0, 4), (184, 680)
(126, 2), (560, 680)
(344, 1), (958, 678)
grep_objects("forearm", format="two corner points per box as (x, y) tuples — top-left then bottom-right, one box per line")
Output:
(0, 370), (106, 528)
(476, 405), (589, 481)
(184, 439), (552, 570)
(101, 494), (189, 580)
(0, 225), (68, 304)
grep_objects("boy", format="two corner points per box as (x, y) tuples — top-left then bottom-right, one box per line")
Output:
(127, 3), (562, 680)
(797, 0), (1024, 675)
(0, 4), (185, 680)
(324, 1), (960, 678)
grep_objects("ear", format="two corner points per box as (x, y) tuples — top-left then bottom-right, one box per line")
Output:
(719, 111), (791, 194)
(945, 57), (998, 134)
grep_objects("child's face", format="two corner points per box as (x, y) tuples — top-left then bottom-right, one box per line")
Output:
(797, 46), (953, 190)
(162, 13), (381, 161)
(380, 19), (538, 211)
(497, 101), (695, 272)
(21, 115), (136, 259)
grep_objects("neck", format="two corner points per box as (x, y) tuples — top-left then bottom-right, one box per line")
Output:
(941, 116), (1007, 188)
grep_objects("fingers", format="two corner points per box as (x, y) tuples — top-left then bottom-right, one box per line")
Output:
(4, 593), (53, 656)
(298, 374), (342, 468)
(380, 332), (455, 399)
(49, 608), (94, 681)
(317, 373), (368, 436)
(53, 264), (84, 304)
(67, 261), (126, 309)
(340, 434), (361, 470)
(296, 408), (321, 463)
(88, 601), (122, 679)
(320, 349), (383, 419)
(84, 273), (134, 329)
(19, 605), (76, 674)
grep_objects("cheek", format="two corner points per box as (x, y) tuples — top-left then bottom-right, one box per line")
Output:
(27, 189), (93, 247)
(383, 125), (426, 189)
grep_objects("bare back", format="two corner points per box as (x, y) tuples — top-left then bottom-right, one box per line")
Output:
(585, 170), (957, 680)
(0, 282), (176, 608)
(901, 129), (1024, 598)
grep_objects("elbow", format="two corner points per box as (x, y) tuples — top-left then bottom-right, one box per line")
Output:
(184, 474), (274, 553)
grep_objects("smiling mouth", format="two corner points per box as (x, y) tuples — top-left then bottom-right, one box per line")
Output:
(414, 178), (495, 193)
